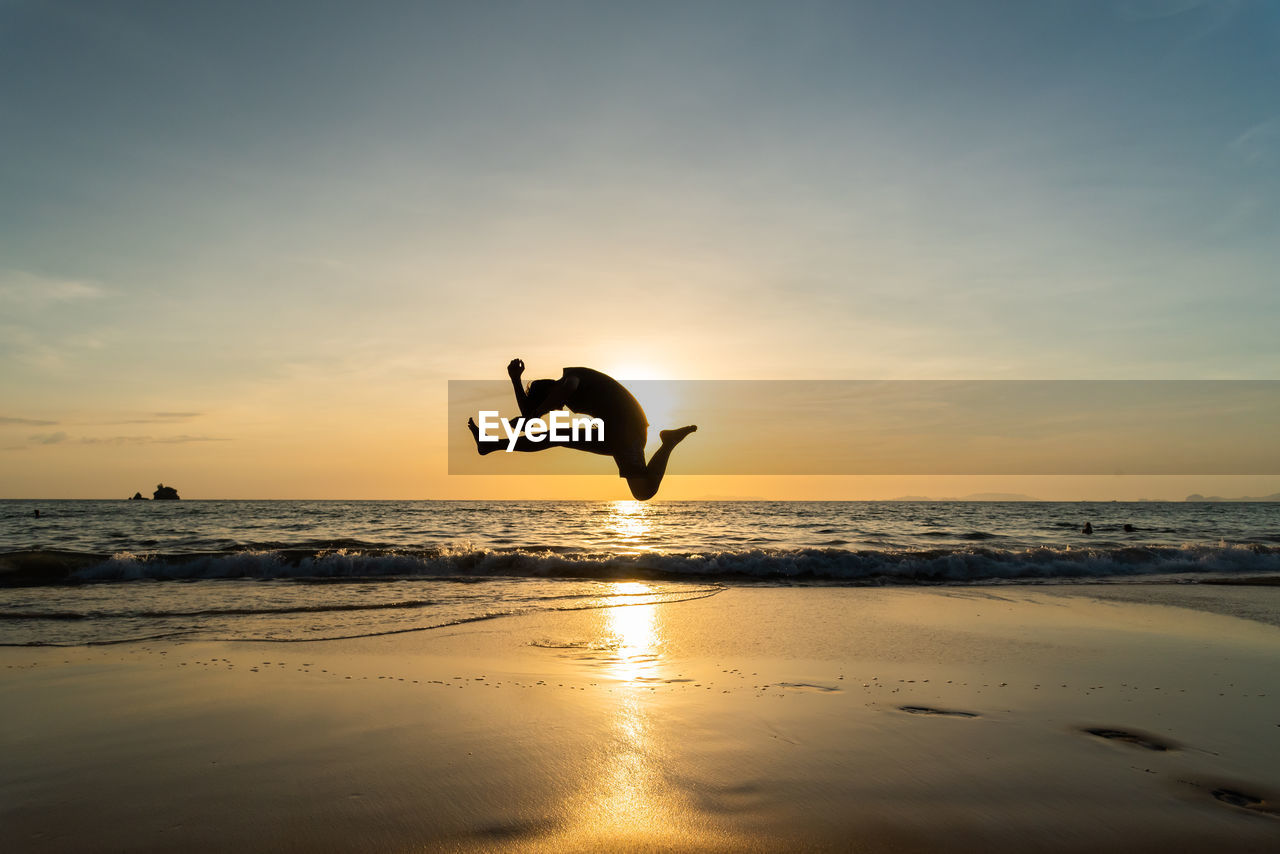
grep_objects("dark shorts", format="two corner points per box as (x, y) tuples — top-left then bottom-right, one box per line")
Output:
(609, 421), (648, 479)
(613, 441), (647, 479)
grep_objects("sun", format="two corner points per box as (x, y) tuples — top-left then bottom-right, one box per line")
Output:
(603, 363), (665, 381)
(596, 363), (688, 435)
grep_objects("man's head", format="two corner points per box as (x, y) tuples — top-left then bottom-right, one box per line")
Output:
(525, 379), (558, 415)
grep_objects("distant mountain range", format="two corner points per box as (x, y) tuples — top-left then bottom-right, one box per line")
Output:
(1184, 493), (1280, 502)
(889, 493), (1040, 502)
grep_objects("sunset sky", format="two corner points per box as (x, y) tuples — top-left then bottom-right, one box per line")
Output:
(2, 0), (1277, 500)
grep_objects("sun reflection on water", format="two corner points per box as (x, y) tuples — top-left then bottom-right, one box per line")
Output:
(584, 581), (679, 844)
(549, 583), (722, 848)
(604, 582), (660, 683)
(606, 499), (656, 552)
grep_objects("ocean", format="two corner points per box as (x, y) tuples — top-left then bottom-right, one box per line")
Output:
(1, 499), (1277, 646)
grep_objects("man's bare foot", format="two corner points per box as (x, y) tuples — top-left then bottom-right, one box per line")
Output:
(659, 425), (697, 446)
(468, 417), (500, 455)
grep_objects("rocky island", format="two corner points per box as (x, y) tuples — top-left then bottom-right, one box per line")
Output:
(152, 484), (180, 500)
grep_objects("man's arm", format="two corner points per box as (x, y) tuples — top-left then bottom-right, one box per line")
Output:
(508, 359), (579, 418)
(508, 358), (530, 415)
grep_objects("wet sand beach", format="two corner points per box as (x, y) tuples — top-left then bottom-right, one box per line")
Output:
(3, 585), (1279, 852)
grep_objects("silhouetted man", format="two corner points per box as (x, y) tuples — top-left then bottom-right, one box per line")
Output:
(469, 359), (696, 500)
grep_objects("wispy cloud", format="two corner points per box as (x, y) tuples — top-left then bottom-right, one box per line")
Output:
(1230, 117), (1280, 167)
(22, 432), (228, 446)
(1115, 0), (1235, 22)
(29, 432), (69, 444)
(1, 416), (59, 426)
(88, 412), (206, 425)
(76, 435), (229, 445)
(0, 325), (73, 373)
(0, 270), (107, 306)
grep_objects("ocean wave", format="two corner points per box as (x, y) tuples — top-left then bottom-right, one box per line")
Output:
(0, 599), (440, 621)
(3, 543), (1279, 586)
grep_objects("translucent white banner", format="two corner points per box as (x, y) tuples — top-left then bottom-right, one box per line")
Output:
(448, 380), (1280, 475)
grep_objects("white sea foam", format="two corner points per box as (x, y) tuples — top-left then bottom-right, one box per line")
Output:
(52, 542), (1280, 584)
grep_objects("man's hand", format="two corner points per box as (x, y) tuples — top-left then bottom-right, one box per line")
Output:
(507, 358), (525, 380)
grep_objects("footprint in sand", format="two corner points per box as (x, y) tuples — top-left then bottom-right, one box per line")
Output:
(1214, 788), (1264, 808)
(633, 676), (694, 684)
(1171, 780), (1280, 818)
(774, 682), (841, 693)
(1081, 727), (1176, 752)
(898, 705), (979, 717)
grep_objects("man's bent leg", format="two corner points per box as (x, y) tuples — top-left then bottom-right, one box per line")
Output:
(623, 425), (697, 501)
